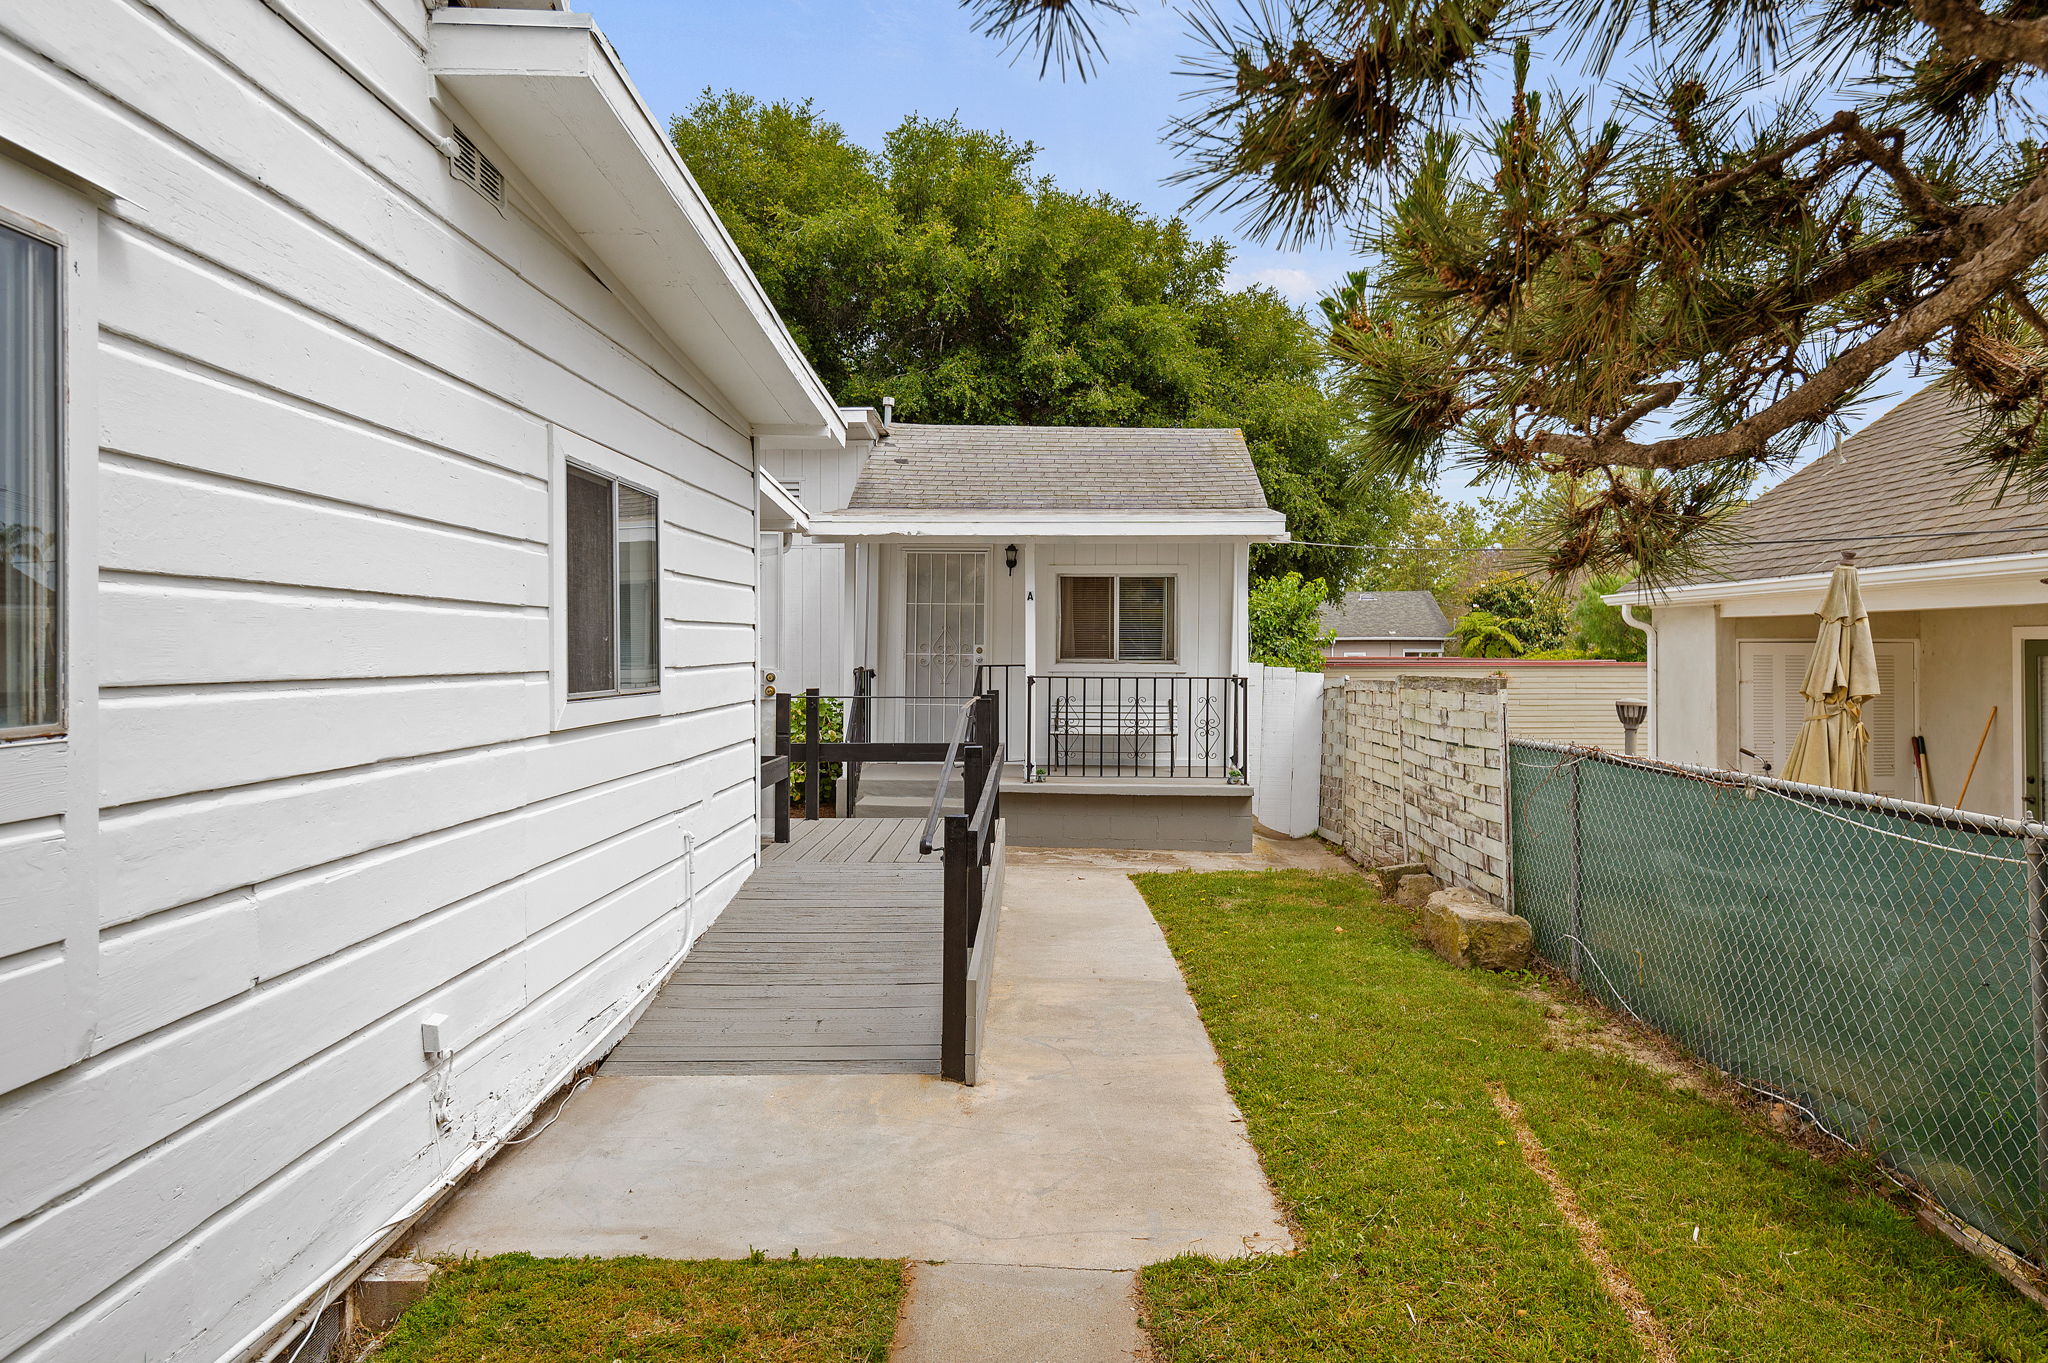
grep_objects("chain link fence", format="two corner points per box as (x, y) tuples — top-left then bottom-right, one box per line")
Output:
(1510, 739), (2048, 1260)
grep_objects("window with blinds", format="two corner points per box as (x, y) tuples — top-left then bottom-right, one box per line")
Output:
(566, 464), (660, 698)
(1058, 575), (1176, 662)
(1, 221), (61, 736)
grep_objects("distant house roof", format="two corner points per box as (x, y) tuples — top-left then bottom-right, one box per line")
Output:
(842, 424), (1272, 514)
(1319, 590), (1450, 641)
(1683, 384), (2048, 583)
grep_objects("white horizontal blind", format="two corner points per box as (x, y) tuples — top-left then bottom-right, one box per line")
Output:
(1118, 576), (1173, 661)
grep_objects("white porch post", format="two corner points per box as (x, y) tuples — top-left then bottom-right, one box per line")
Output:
(1021, 541), (1038, 777)
(1230, 540), (1252, 675)
(1021, 541), (1039, 676)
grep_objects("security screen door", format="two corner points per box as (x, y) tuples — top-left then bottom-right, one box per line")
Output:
(903, 550), (986, 743)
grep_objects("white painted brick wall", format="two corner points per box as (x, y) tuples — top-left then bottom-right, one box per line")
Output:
(1318, 674), (1507, 902)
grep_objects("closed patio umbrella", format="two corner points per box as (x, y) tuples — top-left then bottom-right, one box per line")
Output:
(1782, 556), (1880, 792)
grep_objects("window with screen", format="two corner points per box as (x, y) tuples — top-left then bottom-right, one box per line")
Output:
(566, 463), (660, 698)
(1058, 575), (1176, 662)
(2, 220), (60, 736)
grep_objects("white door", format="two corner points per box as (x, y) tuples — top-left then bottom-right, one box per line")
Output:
(1738, 638), (1918, 798)
(903, 550), (986, 742)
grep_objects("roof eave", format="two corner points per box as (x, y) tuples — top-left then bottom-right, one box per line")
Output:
(427, 10), (842, 439)
(808, 510), (1290, 541)
(1613, 548), (2048, 617)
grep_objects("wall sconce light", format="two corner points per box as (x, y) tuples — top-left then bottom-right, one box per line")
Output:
(1005, 544), (1018, 575)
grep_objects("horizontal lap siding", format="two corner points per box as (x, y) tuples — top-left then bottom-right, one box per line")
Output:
(1033, 541), (1233, 675)
(0, 3), (767, 1361)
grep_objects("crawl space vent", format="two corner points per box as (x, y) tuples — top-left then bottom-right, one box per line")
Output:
(448, 128), (505, 204)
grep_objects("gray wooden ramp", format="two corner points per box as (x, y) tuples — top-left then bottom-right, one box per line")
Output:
(603, 818), (943, 1076)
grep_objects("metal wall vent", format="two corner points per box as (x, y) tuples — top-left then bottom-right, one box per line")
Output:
(448, 128), (504, 204)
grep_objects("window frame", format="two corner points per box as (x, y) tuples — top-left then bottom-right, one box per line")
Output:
(549, 430), (667, 732)
(0, 202), (69, 744)
(1055, 572), (1180, 665)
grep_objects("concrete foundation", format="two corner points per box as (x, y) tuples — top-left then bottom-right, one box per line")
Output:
(1002, 780), (1253, 852)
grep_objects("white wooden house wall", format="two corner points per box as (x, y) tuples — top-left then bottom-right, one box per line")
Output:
(0, 5), (783, 1359)
(758, 445), (867, 696)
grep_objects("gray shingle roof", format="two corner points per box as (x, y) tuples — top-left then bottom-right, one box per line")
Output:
(1319, 590), (1450, 640)
(1684, 384), (2048, 583)
(842, 423), (1271, 513)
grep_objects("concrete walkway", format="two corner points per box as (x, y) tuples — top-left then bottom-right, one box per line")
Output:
(416, 837), (1337, 1356)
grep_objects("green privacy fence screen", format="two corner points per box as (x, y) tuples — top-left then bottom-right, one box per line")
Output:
(1510, 740), (2048, 1259)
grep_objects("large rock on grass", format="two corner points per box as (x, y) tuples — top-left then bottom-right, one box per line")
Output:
(1392, 872), (1441, 907)
(1422, 889), (1533, 971)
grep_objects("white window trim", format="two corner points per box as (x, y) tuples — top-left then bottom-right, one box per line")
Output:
(549, 428), (667, 732)
(2009, 627), (2048, 822)
(1053, 570), (1182, 667)
(0, 199), (71, 744)
(0, 155), (99, 1095)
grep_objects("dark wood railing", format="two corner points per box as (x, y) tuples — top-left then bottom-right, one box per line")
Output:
(760, 686), (1006, 1085)
(939, 692), (1003, 1082)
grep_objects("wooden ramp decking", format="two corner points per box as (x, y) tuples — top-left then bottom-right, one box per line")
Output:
(602, 818), (943, 1076)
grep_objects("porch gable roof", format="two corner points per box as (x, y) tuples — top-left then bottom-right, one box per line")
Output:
(840, 423), (1276, 515)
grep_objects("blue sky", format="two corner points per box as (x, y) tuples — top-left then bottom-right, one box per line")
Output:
(586, 0), (1353, 305)
(586, 0), (1916, 491)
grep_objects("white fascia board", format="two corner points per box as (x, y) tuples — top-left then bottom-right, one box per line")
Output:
(1605, 549), (2048, 617)
(807, 511), (1292, 541)
(757, 469), (811, 533)
(427, 10), (842, 438)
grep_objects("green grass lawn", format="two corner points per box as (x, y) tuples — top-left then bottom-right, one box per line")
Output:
(369, 1253), (902, 1362)
(1133, 869), (2048, 1362)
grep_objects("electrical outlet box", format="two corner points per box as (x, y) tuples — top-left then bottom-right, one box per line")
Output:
(420, 1014), (449, 1059)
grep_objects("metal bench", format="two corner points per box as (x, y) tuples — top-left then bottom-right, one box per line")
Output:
(1047, 696), (1176, 771)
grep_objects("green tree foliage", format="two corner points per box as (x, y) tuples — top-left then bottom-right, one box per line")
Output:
(1571, 573), (1649, 662)
(1248, 571), (1334, 671)
(968, 0), (2048, 583)
(671, 91), (1397, 592)
(1454, 572), (1572, 657)
(1451, 611), (1527, 659)
(1354, 486), (1489, 602)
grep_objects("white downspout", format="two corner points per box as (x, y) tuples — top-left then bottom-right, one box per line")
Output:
(1621, 600), (1656, 757)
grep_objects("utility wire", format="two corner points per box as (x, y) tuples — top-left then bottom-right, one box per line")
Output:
(1278, 523), (2048, 553)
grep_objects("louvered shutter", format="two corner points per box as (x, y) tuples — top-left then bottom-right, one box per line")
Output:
(1738, 638), (1916, 797)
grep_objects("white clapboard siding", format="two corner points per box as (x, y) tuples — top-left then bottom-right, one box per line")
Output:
(99, 459), (546, 609)
(0, 1), (798, 1357)
(97, 676), (546, 808)
(1737, 639), (1918, 797)
(100, 344), (549, 542)
(0, 820), (69, 959)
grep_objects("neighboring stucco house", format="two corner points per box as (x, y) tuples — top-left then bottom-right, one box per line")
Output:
(1320, 589), (1451, 658)
(1634, 383), (2048, 816)
(761, 423), (1289, 849)
(0, 4), (859, 1359)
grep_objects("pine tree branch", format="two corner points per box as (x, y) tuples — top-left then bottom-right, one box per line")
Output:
(2006, 285), (2048, 343)
(1910, 0), (2048, 72)
(1531, 164), (2048, 470)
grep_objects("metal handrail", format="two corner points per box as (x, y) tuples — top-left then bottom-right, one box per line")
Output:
(919, 695), (983, 856)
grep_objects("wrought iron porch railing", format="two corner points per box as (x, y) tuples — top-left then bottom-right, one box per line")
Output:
(1016, 673), (1248, 782)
